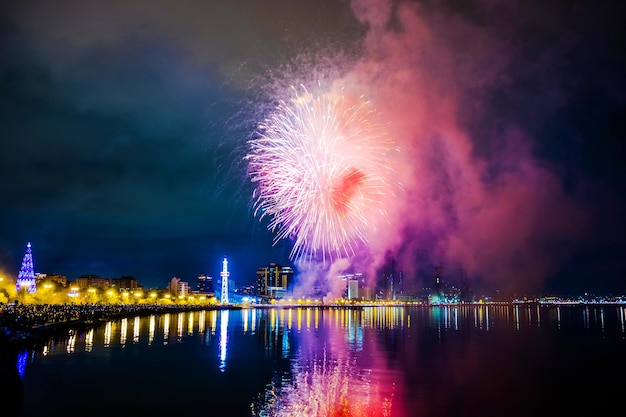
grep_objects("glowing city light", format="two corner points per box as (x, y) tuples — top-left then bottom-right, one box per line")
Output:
(219, 310), (229, 372)
(16, 242), (37, 293)
(220, 256), (230, 305)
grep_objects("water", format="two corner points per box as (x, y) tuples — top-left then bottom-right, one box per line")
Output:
(6, 304), (626, 416)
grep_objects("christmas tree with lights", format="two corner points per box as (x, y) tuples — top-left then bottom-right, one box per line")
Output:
(16, 242), (36, 293)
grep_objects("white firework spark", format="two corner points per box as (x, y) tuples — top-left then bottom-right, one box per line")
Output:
(246, 85), (398, 264)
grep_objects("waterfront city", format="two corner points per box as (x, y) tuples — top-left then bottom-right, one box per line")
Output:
(2, 241), (625, 346)
(2, 244), (624, 417)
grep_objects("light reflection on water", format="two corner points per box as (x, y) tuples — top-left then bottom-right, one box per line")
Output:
(252, 307), (401, 417)
(219, 309), (229, 372)
(21, 304), (626, 356)
(16, 304), (626, 417)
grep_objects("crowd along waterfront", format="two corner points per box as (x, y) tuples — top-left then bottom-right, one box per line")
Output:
(2, 302), (625, 417)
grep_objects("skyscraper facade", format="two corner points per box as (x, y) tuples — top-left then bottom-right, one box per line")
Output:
(256, 263), (293, 299)
(197, 274), (213, 293)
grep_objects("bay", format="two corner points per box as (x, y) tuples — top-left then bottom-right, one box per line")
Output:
(8, 304), (626, 416)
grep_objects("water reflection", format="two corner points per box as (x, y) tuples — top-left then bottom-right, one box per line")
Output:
(177, 312), (184, 341)
(16, 350), (27, 378)
(163, 313), (170, 344)
(148, 315), (156, 345)
(253, 307), (398, 416)
(85, 328), (93, 352)
(65, 330), (76, 353)
(134, 316), (140, 343)
(198, 310), (206, 334)
(18, 305), (626, 358)
(120, 318), (127, 346)
(219, 309), (229, 372)
(13, 304), (626, 416)
(104, 321), (111, 347)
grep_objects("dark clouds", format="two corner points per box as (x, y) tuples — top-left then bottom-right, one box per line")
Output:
(0, 0), (362, 287)
(0, 0), (624, 295)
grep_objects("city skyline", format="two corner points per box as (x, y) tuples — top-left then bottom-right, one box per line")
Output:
(9, 241), (278, 291)
(7, 240), (625, 301)
(1, 1), (624, 296)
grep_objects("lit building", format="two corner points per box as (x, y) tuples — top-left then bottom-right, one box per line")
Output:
(197, 274), (213, 293)
(256, 263), (294, 299)
(381, 255), (403, 301)
(169, 277), (189, 298)
(340, 273), (365, 300)
(16, 242), (37, 293)
(36, 273), (68, 288)
(115, 276), (139, 291)
(71, 275), (139, 292)
(348, 278), (359, 300)
(459, 268), (474, 303)
(75, 275), (113, 290)
(429, 266), (446, 304)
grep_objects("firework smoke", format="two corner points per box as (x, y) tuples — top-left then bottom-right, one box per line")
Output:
(246, 85), (399, 265)
(344, 0), (589, 293)
(245, 0), (595, 295)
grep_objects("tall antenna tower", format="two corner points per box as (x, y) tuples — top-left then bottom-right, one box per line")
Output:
(16, 242), (37, 293)
(220, 256), (230, 305)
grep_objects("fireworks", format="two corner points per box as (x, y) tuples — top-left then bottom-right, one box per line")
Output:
(251, 357), (393, 417)
(246, 85), (397, 264)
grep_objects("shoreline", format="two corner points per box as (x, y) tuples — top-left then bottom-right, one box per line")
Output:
(3, 300), (624, 351)
(0, 303), (240, 351)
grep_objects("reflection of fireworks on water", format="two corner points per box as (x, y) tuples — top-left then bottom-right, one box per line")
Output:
(251, 354), (393, 417)
(246, 85), (398, 264)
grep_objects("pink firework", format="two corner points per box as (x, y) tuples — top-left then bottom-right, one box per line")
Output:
(246, 85), (398, 264)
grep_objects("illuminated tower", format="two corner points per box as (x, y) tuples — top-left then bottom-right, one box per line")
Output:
(16, 242), (37, 293)
(220, 256), (229, 305)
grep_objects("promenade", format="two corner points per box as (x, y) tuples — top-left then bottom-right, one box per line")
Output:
(0, 302), (223, 348)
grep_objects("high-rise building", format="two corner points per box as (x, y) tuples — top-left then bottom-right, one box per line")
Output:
(197, 274), (213, 293)
(459, 268), (474, 303)
(16, 242), (36, 293)
(381, 252), (403, 301)
(169, 277), (189, 298)
(348, 278), (359, 300)
(340, 273), (365, 300)
(256, 263), (293, 299)
(429, 265), (445, 304)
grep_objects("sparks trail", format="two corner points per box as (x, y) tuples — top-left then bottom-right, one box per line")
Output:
(246, 85), (398, 264)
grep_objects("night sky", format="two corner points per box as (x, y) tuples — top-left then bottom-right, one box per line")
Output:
(1, 0), (624, 296)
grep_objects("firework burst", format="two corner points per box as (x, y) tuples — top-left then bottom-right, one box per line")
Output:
(246, 85), (398, 264)
(251, 357), (393, 417)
